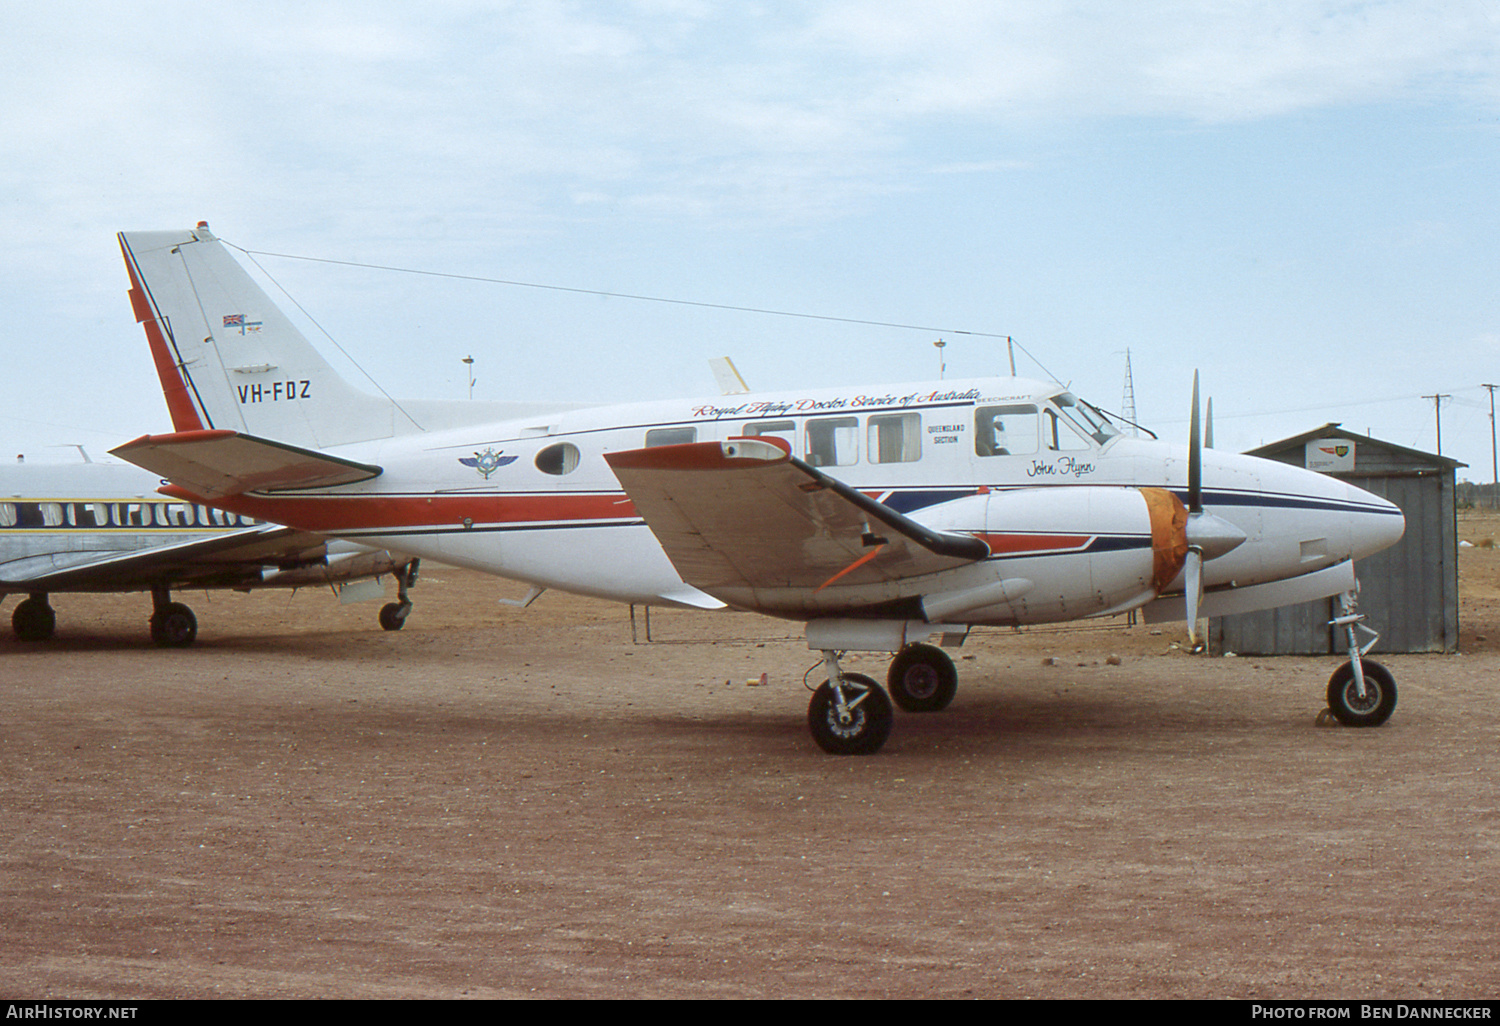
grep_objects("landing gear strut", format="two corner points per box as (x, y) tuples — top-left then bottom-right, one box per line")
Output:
(149, 585), (197, 648)
(379, 559), (421, 631)
(1326, 588), (1396, 727)
(807, 650), (893, 755)
(12, 594), (56, 641)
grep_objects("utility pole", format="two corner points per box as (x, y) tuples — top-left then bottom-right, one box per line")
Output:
(1485, 384), (1499, 509)
(1421, 393), (1450, 456)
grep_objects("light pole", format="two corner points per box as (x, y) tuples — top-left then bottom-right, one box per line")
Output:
(934, 338), (946, 380)
(462, 355), (475, 400)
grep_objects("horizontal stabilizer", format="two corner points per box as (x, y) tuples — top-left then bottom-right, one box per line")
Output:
(110, 429), (381, 499)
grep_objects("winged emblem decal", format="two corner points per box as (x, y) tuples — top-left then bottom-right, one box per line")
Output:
(459, 448), (518, 479)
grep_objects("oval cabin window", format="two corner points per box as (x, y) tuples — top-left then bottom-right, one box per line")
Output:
(535, 442), (581, 475)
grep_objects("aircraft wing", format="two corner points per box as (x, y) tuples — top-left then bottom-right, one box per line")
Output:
(110, 429), (381, 498)
(0, 523), (357, 592)
(604, 439), (988, 612)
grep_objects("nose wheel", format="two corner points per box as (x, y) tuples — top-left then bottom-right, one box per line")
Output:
(1326, 659), (1396, 727)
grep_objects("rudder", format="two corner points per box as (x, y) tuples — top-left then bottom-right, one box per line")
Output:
(119, 223), (403, 450)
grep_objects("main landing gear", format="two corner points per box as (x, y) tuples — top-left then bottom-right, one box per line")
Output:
(378, 559), (421, 631)
(149, 585), (197, 648)
(11, 594), (57, 641)
(8, 589), (196, 646)
(807, 642), (961, 755)
(1325, 588), (1396, 727)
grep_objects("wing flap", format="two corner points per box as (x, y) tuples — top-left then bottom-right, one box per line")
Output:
(604, 439), (987, 610)
(110, 430), (381, 498)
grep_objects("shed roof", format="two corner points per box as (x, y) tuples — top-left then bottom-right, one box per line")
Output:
(1244, 422), (1467, 471)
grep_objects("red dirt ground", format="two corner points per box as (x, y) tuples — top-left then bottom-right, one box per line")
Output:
(2, 514), (1498, 999)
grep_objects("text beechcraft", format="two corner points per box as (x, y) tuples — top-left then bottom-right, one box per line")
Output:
(110, 224), (1405, 753)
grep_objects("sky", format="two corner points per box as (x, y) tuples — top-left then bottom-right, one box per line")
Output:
(3, 1), (1498, 479)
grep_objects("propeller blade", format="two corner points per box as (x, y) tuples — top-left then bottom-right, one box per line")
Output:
(1204, 396), (1214, 450)
(1184, 548), (1204, 649)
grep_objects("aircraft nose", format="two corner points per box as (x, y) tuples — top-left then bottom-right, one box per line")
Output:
(1352, 490), (1405, 560)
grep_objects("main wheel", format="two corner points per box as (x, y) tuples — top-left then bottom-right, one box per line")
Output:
(1326, 659), (1397, 727)
(379, 602), (409, 631)
(807, 673), (893, 755)
(887, 643), (958, 712)
(150, 603), (198, 648)
(12, 597), (56, 642)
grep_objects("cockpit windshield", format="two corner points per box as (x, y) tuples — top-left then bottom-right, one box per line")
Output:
(1052, 393), (1121, 446)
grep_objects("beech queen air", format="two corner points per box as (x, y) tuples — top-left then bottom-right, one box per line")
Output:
(111, 224), (1405, 754)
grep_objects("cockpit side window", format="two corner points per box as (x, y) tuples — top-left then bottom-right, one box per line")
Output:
(974, 405), (1038, 457)
(1044, 407), (1093, 452)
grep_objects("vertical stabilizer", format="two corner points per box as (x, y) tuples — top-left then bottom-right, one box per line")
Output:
(119, 224), (402, 449)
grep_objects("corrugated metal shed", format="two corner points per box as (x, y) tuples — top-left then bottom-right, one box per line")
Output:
(1210, 424), (1465, 655)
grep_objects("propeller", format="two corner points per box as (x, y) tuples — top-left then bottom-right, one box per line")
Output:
(1182, 371), (1246, 651)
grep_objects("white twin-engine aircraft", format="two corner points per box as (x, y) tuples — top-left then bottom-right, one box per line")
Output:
(111, 224), (1406, 754)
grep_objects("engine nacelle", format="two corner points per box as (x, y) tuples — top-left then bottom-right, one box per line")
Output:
(912, 486), (1186, 625)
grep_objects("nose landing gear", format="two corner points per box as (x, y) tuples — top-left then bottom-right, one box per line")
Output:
(1326, 589), (1396, 727)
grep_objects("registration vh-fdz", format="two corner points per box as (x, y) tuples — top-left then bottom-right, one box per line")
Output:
(111, 223), (1405, 754)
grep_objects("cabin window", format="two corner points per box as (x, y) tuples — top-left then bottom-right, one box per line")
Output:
(645, 427), (696, 447)
(805, 417), (858, 467)
(868, 413), (921, 463)
(39, 503), (64, 527)
(974, 405), (1038, 457)
(744, 420), (796, 450)
(0, 503), (14, 527)
(536, 442), (581, 476)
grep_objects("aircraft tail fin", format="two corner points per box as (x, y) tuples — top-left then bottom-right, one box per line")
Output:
(119, 223), (403, 449)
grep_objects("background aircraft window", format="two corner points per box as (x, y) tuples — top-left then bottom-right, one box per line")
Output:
(645, 427), (696, 447)
(868, 412), (921, 463)
(536, 442), (581, 475)
(974, 405), (1038, 457)
(805, 417), (858, 467)
(156, 503), (194, 528)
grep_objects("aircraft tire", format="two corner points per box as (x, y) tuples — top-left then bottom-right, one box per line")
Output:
(12, 597), (56, 642)
(887, 643), (958, 713)
(379, 602), (409, 631)
(808, 674), (892, 755)
(1326, 659), (1396, 727)
(150, 603), (198, 648)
